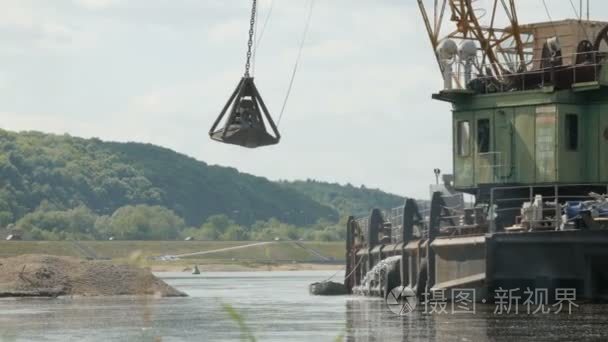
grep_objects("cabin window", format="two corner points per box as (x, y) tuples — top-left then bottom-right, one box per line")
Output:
(457, 121), (470, 156)
(565, 114), (579, 151)
(477, 119), (490, 153)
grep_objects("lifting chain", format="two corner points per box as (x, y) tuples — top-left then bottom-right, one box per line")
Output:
(244, 0), (257, 77)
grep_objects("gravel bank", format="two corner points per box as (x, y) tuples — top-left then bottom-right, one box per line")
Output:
(0, 255), (187, 297)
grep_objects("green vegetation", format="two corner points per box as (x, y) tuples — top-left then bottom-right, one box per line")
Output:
(0, 129), (336, 228)
(0, 129), (406, 241)
(280, 180), (405, 217)
(14, 204), (186, 241)
(221, 303), (257, 342)
(0, 240), (345, 262)
(10, 202), (347, 241)
(181, 215), (348, 242)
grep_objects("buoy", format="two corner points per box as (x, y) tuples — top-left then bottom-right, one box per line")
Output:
(192, 265), (201, 275)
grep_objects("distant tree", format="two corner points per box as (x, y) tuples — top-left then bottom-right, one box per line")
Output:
(181, 225), (219, 241)
(249, 218), (300, 241)
(0, 129), (408, 232)
(94, 215), (112, 237)
(0, 211), (13, 228)
(16, 205), (98, 240)
(199, 226), (220, 240)
(221, 226), (249, 241)
(203, 214), (233, 234)
(107, 205), (185, 240)
(312, 230), (334, 242)
(280, 180), (405, 218)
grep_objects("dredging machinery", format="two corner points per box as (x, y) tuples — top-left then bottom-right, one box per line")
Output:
(345, 1), (608, 302)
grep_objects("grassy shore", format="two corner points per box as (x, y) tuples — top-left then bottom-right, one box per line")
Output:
(0, 240), (345, 272)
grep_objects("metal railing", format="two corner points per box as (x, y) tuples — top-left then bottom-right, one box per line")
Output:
(354, 197), (455, 245)
(443, 50), (607, 93)
(489, 183), (608, 233)
(355, 206), (408, 245)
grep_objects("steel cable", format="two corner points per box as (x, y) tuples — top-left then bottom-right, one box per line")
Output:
(277, 0), (315, 126)
(252, 0), (275, 76)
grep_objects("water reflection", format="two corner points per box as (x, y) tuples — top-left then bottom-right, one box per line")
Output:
(0, 272), (607, 341)
(344, 299), (485, 341)
(343, 297), (608, 341)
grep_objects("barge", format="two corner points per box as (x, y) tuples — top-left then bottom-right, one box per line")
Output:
(344, 1), (608, 302)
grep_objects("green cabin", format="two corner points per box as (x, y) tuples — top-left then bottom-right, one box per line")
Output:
(434, 20), (608, 195)
(449, 87), (608, 192)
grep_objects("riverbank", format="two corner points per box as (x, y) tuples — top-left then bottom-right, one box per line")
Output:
(149, 262), (342, 273)
(0, 255), (186, 297)
(0, 240), (345, 273)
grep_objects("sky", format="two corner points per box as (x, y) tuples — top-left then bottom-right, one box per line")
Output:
(0, 0), (605, 199)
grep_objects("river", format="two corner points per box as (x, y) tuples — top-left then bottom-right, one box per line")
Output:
(0, 271), (606, 341)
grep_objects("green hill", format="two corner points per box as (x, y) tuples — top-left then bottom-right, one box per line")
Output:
(0, 129), (409, 241)
(0, 129), (337, 228)
(280, 180), (404, 218)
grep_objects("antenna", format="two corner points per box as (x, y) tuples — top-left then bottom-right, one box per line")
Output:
(434, 169), (441, 185)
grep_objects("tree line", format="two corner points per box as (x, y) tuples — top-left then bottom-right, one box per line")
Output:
(0, 129), (338, 228)
(0, 129), (405, 241)
(11, 203), (346, 241)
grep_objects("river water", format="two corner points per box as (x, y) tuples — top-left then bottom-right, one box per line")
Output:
(0, 271), (607, 341)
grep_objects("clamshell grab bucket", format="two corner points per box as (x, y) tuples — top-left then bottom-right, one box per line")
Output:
(209, 77), (281, 148)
